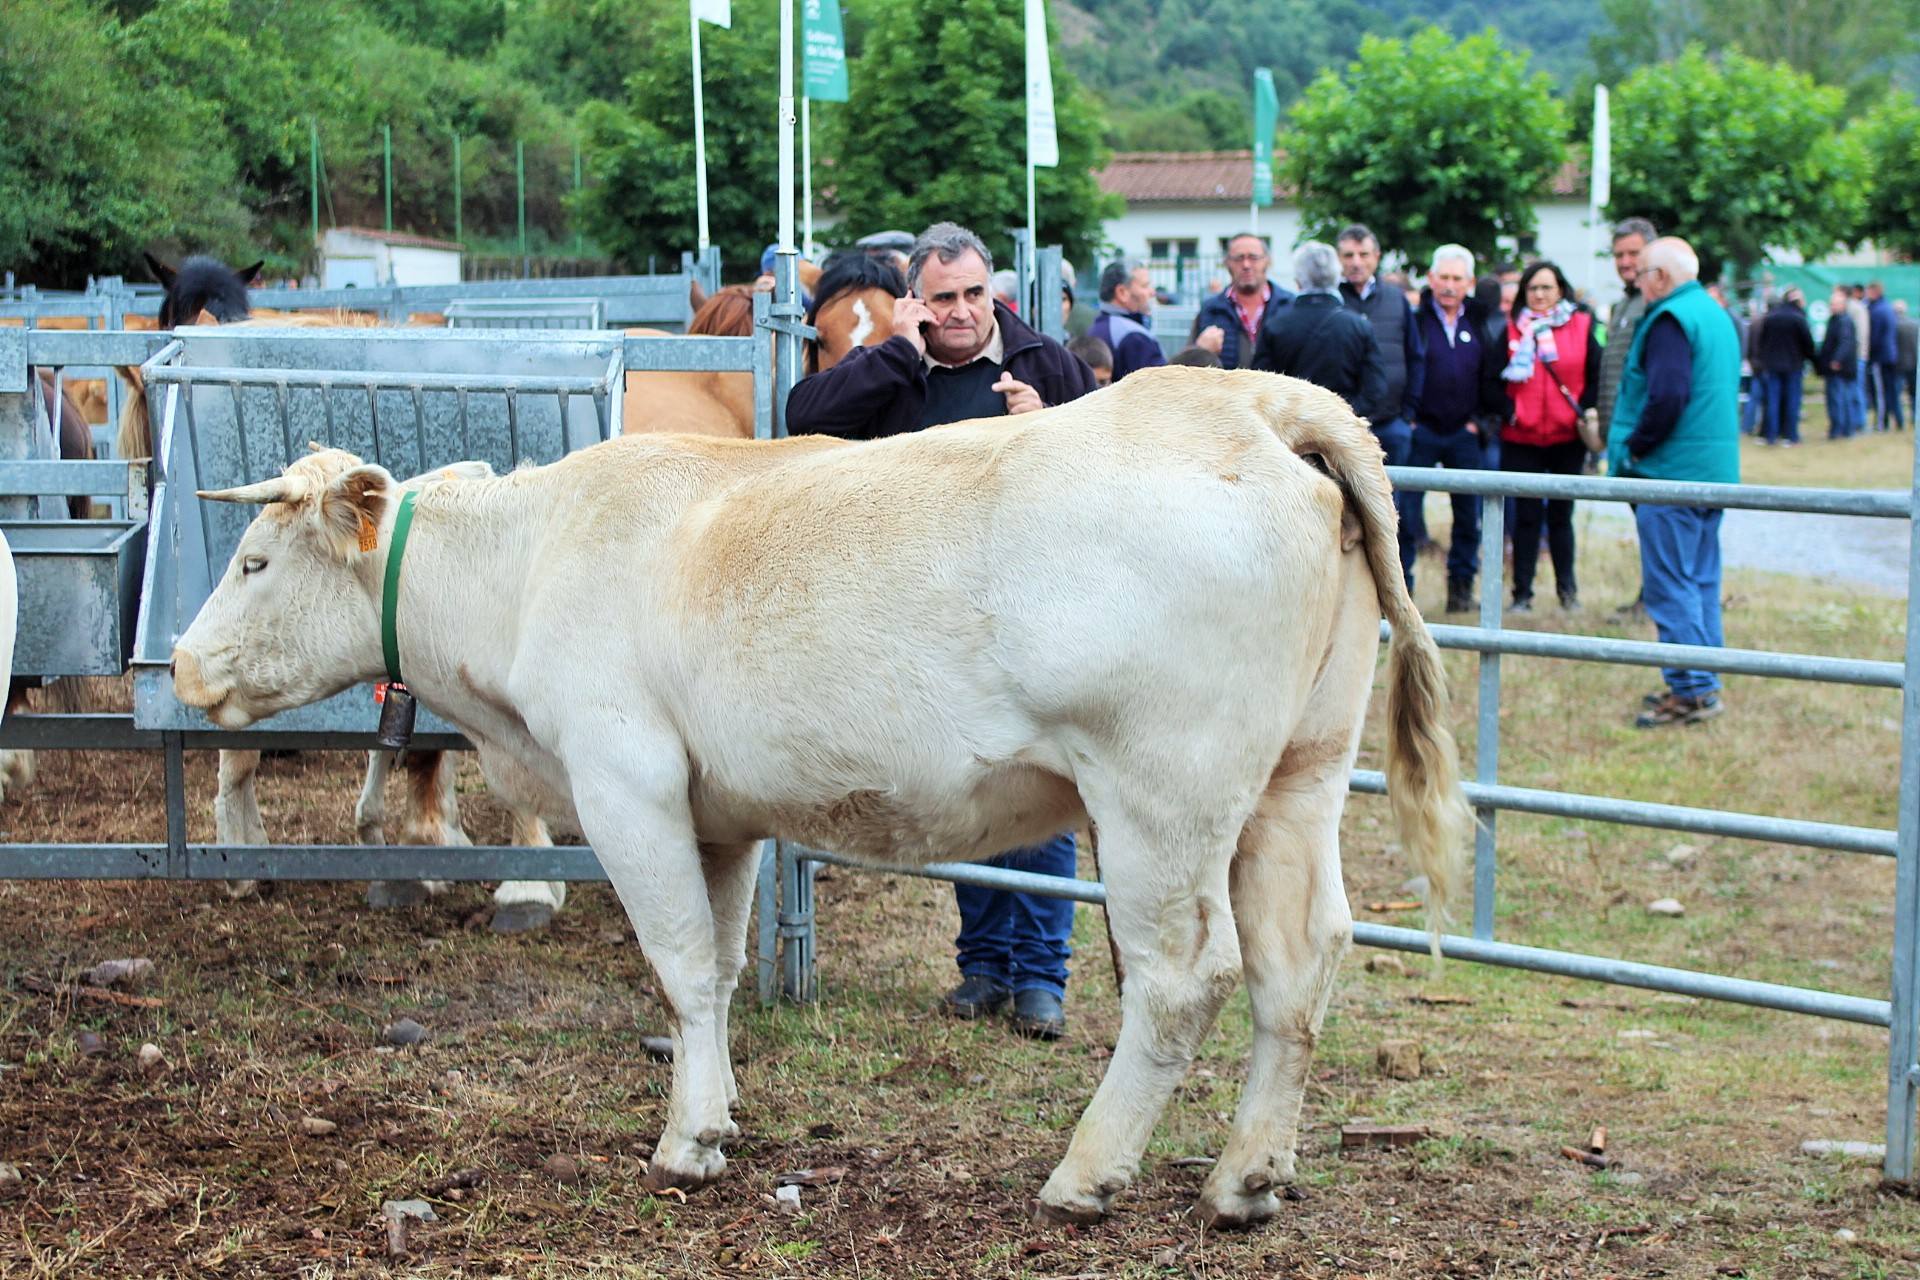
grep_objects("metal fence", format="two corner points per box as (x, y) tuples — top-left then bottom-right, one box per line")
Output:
(0, 286), (1915, 1182)
(756, 460), (1920, 1185)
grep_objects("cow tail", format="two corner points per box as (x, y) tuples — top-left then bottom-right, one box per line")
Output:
(1269, 398), (1473, 961)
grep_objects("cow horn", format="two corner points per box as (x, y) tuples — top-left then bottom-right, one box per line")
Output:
(196, 476), (308, 505)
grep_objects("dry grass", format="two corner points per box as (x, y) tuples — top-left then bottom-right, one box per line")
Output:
(0, 517), (1914, 1276)
(1734, 399), (1914, 491)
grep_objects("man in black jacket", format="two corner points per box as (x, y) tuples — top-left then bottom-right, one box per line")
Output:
(1250, 241), (1387, 424)
(1338, 224), (1423, 470)
(786, 223), (1097, 441)
(783, 222), (1094, 1043)
(1752, 288), (1816, 446)
(1190, 233), (1293, 368)
(1818, 284), (1860, 439)
(1404, 244), (1508, 611)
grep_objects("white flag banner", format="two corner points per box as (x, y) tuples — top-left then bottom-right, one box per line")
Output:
(1025, 0), (1058, 168)
(1590, 84), (1611, 212)
(693, 0), (730, 28)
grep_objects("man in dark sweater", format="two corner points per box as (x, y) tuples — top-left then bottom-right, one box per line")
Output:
(1191, 233), (1294, 368)
(1251, 241), (1388, 424)
(1404, 244), (1508, 612)
(1089, 259), (1168, 383)
(1752, 288), (1816, 446)
(1337, 224), (1423, 472)
(1818, 284), (1860, 440)
(783, 222), (1095, 1041)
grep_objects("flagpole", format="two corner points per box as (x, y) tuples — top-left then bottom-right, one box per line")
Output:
(690, 0), (711, 254)
(802, 94), (813, 257)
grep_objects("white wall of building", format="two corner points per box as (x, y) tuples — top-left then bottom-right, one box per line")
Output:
(387, 245), (462, 286)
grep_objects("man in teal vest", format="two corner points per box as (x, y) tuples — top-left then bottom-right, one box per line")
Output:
(1606, 237), (1741, 728)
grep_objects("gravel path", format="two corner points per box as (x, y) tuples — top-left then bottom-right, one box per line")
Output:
(1584, 499), (1912, 598)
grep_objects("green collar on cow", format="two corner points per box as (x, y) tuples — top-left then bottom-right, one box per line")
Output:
(381, 488), (420, 684)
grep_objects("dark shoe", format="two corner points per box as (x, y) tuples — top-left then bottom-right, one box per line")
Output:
(1642, 688), (1670, 709)
(943, 975), (1012, 1020)
(1635, 692), (1724, 729)
(1008, 988), (1066, 1041)
(1558, 589), (1580, 612)
(1507, 595), (1533, 614)
(1445, 576), (1474, 614)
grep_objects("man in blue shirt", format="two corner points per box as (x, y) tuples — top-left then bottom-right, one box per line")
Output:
(1868, 282), (1906, 433)
(1089, 259), (1167, 383)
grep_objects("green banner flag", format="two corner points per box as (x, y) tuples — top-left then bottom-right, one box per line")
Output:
(1252, 67), (1277, 207)
(803, 0), (849, 102)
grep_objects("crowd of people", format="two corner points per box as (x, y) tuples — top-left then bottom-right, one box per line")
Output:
(776, 216), (1764, 1044)
(1748, 281), (1916, 444)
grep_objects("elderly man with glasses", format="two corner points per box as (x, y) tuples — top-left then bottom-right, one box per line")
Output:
(1190, 234), (1295, 369)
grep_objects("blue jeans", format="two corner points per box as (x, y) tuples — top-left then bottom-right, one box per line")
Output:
(954, 833), (1076, 998)
(1759, 369), (1803, 443)
(1636, 505), (1723, 699)
(1857, 359), (1872, 424)
(1400, 424), (1487, 587)
(1825, 375), (1856, 438)
(1874, 362), (1905, 431)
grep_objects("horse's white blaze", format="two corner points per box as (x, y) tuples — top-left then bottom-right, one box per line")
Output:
(848, 297), (874, 349)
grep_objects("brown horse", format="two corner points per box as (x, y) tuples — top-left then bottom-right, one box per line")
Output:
(804, 253), (907, 375)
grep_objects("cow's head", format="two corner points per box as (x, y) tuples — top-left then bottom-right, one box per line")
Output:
(172, 448), (394, 727)
(172, 449), (490, 728)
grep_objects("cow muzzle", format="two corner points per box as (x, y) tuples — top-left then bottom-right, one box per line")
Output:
(171, 647), (252, 726)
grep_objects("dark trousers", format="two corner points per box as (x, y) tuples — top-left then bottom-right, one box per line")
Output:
(954, 833), (1076, 999)
(1758, 369), (1804, 443)
(1874, 362), (1906, 430)
(1399, 424), (1487, 588)
(1501, 437), (1585, 603)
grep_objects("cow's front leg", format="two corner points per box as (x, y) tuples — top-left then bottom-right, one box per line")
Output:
(215, 749), (267, 899)
(565, 732), (732, 1190)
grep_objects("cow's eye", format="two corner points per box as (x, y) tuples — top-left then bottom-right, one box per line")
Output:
(242, 556), (268, 577)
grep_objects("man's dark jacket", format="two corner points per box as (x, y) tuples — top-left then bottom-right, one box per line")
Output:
(1869, 296), (1900, 365)
(1818, 306), (1858, 379)
(1249, 292), (1388, 423)
(786, 301), (1098, 440)
(1754, 301), (1816, 375)
(1408, 289), (1507, 433)
(1191, 280), (1294, 369)
(1339, 279), (1424, 422)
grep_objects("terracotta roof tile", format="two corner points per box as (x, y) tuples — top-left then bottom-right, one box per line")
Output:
(331, 226), (466, 252)
(1097, 151), (1589, 203)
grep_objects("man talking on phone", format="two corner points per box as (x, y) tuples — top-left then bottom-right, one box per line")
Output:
(786, 221), (1098, 441)
(785, 222), (1096, 1041)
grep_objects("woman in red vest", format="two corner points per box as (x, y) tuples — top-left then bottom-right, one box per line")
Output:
(1500, 260), (1601, 612)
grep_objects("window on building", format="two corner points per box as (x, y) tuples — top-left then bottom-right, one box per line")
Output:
(1148, 238), (1200, 261)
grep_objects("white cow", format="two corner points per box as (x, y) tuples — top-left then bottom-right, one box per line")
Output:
(170, 367), (1471, 1227)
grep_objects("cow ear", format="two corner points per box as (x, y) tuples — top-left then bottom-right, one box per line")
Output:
(144, 253), (177, 289)
(237, 260), (265, 286)
(318, 464), (395, 560)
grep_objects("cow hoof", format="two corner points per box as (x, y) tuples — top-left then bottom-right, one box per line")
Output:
(1031, 1195), (1108, 1227)
(366, 880), (431, 910)
(490, 902), (556, 934)
(1191, 1187), (1280, 1230)
(644, 1145), (726, 1192)
(222, 878), (267, 901)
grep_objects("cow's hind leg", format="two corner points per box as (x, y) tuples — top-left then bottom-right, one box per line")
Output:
(1037, 798), (1243, 1223)
(566, 736), (732, 1190)
(215, 749), (268, 899)
(1195, 757), (1353, 1228)
(701, 840), (760, 1111)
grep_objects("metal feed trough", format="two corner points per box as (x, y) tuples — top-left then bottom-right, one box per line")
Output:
(443, 298), (606, 330)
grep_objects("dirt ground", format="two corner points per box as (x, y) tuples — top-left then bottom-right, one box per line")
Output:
(0, 734), (1916, 1280)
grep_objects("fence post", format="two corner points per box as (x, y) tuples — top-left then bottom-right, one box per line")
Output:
(516, 140), (527, 279)
(573, 139), (583, 256)
(383, 124), (393, 233)
(310, 119), (320, 249)
(453, 131), (462, 246)
(1882, 442), (1920, 1183)
(1473, 480), (1504, 939)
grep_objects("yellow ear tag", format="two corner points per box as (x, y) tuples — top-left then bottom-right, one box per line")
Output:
(357, 513), (378, 553)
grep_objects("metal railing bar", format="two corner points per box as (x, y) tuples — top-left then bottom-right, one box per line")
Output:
(1348, 770), (1896, 857)
(149, 365), (611, 396)
(1399, 621), (1905, 689)
(1386, 465), (1909, 518)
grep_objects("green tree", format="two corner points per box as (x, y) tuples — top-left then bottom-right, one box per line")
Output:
(1279, 27), (1567, 267)
(1591, 0), (1916, 112)
(1608, 46), (1866, 282)
(0, 0), (251, 284)
(1854, 91), (1920, 260)
(825, 0), (1118, 266)
(573, 2), (783, 275)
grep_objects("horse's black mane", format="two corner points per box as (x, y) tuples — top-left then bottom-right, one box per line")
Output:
(150, 253), (261, 329)
(806, 252), (907, 326)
